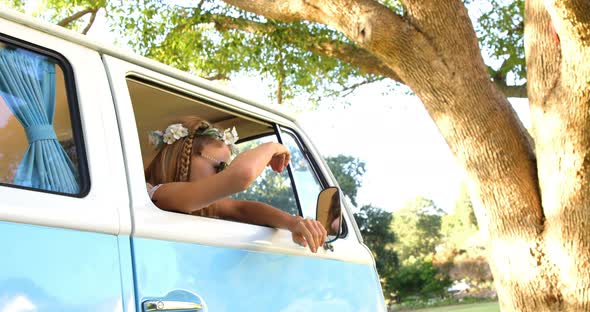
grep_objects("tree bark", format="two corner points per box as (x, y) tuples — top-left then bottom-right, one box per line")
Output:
(526, 0), (590, 310)
(223, 0), (590, 310)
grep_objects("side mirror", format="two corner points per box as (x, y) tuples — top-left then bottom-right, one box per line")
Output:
(316, 187), (342, 242)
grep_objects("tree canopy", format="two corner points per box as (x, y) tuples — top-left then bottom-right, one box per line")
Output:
(325, 154), (365, 207)
(5, 0), (527, 104)
(391, 197), (444, 264)
(441, 182), (479, 251)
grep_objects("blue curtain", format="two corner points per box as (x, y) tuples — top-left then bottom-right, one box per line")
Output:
(0, 48), (79, 193)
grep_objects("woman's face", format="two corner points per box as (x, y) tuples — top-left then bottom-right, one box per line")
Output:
(189, 142), (231, 181)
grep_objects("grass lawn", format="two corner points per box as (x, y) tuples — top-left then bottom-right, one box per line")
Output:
(409, 301), (500, 312)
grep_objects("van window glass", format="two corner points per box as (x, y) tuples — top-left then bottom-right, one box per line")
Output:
(280, 131), (323, 219)
(231, 135), (299, 216)
(0, 41), (84, 194)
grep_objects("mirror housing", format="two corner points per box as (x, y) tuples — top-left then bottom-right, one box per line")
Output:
(315, 187), (342, 243)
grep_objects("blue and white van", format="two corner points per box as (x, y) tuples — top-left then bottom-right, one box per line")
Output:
(0, 8), (385, 312)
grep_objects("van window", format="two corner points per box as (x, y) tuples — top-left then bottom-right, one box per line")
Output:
(127, 78), (325, 220)
(280, 130), (323, 219)
(0, 39), (86, 195)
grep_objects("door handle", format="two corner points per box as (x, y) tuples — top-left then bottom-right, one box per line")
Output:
(143, 300), (203, 311)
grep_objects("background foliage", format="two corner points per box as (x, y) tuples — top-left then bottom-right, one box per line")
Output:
(3, 0), (526, 104)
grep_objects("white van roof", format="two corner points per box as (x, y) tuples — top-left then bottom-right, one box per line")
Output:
(0, 7), (297, 122)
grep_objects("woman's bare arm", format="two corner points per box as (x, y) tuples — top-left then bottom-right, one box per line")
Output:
(215, 198), (327, 253)
(151, 142), (290, 214)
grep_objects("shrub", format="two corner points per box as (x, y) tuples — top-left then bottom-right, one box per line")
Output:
(390, 259), (452, 302)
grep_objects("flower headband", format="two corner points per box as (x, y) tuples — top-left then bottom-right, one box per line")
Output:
(148, 123), (239, 155)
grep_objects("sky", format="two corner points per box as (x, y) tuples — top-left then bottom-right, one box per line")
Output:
(74, 4), (531, 214)
(228, 76), (531, 213)
(228, 77), (465, 212)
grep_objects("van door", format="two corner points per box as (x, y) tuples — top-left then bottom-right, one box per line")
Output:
(103, 55), (385, 311)
(0, 17), (131, 311)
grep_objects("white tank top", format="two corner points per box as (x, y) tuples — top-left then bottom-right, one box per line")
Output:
(146, 183), (162, 200)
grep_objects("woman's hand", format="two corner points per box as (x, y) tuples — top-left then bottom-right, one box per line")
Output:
(288, 216), (328, 253)
(268, 143), (290, 173)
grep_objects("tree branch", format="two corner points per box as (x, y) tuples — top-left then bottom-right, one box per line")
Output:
(57, 8), (95, 27)
(211, 10), (530, 101)
(277, 47), (285, 104)
(494, 82), (527, 98)
(206, 14), (404, 83)
(214, 5), (528, 98)
(312, 41), (403, 83)
(221, 0), (315, 22)
(81, 8), (98, 35)
(333, 76), (385, 98)
(223, 0), (445, 92)
(401, 1), (486, 70)
(203, 73), (230, 80)
(489, 61), (527, 98)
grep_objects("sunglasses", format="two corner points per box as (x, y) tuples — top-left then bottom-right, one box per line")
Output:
(198, 152), (229, 173)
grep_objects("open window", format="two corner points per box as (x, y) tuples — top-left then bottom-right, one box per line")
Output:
(126, 77), (326, 219)
(230, 134), (299, 216)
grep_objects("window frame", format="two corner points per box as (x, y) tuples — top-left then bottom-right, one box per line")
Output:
(277, 126), (328, 186)
(274, 124), (305, 217)
(125, 73), (349, 238)
(0, 33), (90, 197)
(276, 126), (327, 217)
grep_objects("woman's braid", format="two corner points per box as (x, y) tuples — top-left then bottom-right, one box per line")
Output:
(178, 134), (194, 182)
(177, 121), (213, 182)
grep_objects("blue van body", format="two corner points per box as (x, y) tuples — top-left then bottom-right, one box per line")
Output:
(0, 223), (384, 311)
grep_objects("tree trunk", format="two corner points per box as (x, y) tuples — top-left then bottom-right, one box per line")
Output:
(525, 0), (590, 310)
(222, 0), (590, 310)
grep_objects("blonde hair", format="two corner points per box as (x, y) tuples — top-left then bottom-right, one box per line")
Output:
(145, 116), (224, 185)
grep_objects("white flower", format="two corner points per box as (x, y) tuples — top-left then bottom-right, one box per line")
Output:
(223, 127), (239, 145)
(149, 124), (189, 147)
(162, 132), (176, 144)
(166, 123), (189, 140)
